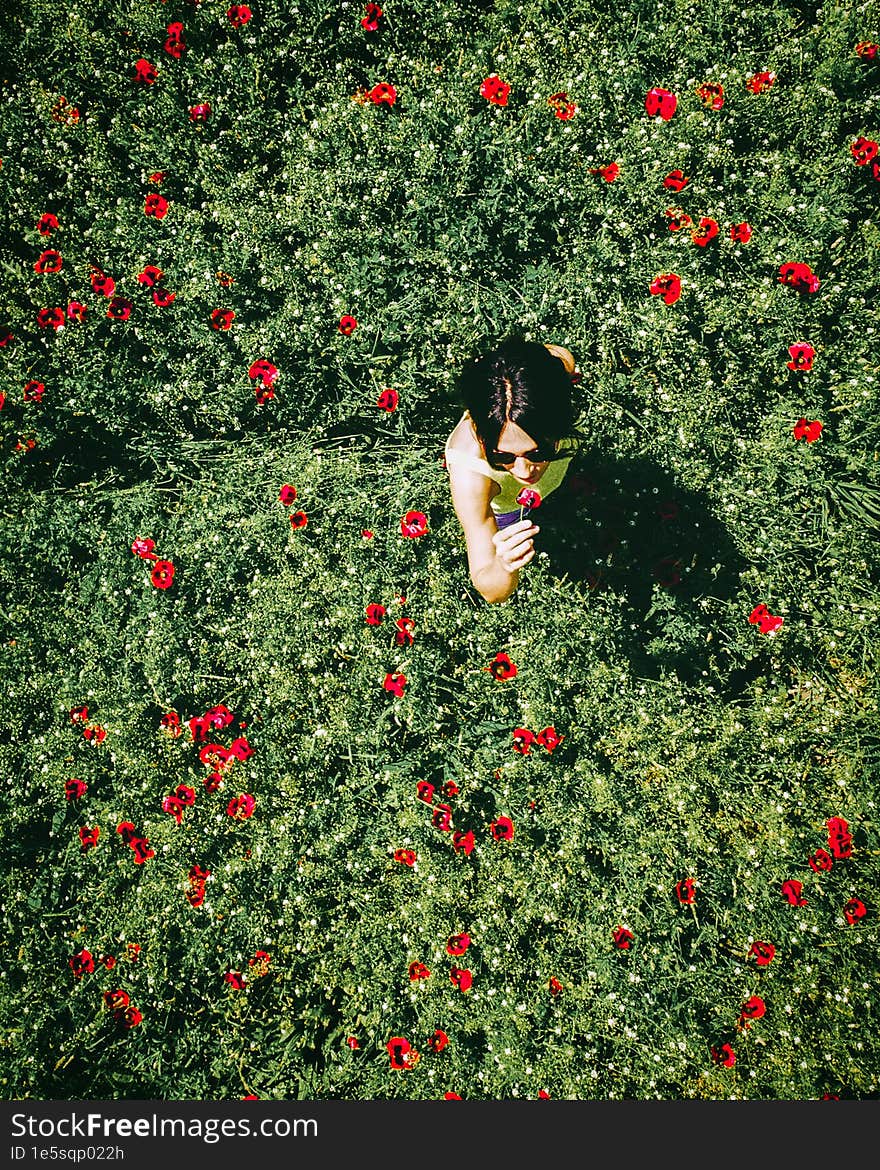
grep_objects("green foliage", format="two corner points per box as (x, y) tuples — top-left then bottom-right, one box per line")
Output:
(1, 0), (879, 1101)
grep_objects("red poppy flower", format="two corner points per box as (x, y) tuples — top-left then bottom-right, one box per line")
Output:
(400, 510), (428, 537)
(160, 712), (181, 735)
(150, 559), (175, 589)
(548, 92), (577, 120)
(612, 927), (634, 950)
(746, 71), (776, 93)
(152, 287), (175, 308)
(450, 967), (473, 992)
(408, 961), (431, 982)
(34, 249), (62, 274)
(79, 826), (100, 851)
(338, 314), (358, 334)
(536, 726), (563, 753)
(675, 878), (696, 904)
(416, 780), (435, 804)
(345, 1036), (360, 1049)
(427, 1028), (449, 1053)
(490, 816), (514, 841)
(203, 771), (223, 794)
(855, 41), (878, 58)
(739, 995), (766, 1027)
(23, 381), (45, 403)
(748, 604), (783, 635)
(711, 1043), (736, 1067)
(277, 484), (297, 505)
(442, 780), (459, 799)
(69, 706), (88, 725)
(480, 74), (510, 105)
(516, 487), (542, 510)
(227, 793), (256, 820)
(485, 652), (517, 680)
(665, 207), (692, 231)
(649, 274), (681, 305)
(452, 830), (475, 856)
(749, 941), (775, 967)
(361, 3), (383, 31)
(288, 510), (307, 528)
(827, 817), (853, 859)
(225, 971), (247, 989)
(645, 87), (677, 119)
(37, 212), (60, 235)
(792, 418), (823, 443)
(590, 162), (619, 182)
(104, 989), (130, 1011)
(248, 358), (278, 387)
(187, 880), (206, 908)
(162, 795), (185, 825)
(99, 954), (116, 970)
(130, 836), (154, 864)
(164, 26), (186, 59)
(200, 743), (232, 772)
(787, 342), (814, 371)
(383, 671), (407, 697)
(144, 193), (169, 219)
(809, 848), (833, 872)
(446, 932), (470, 957)
(695, 81), (724, 109)
(189, 103), (211, 122)
(662, 169), (689, 191)
(228, 737), (253, 763)
(365, 603), (386, 625)
(827, 816), (850, 839)
(67, 301), (87, 322)
(136, 265), (163, 288)
(368, 83), (396, 106)
(512, 727), (536, 755)
(189, 865), (210, 884)
(90, 269), (115, 297)
(395, 617), (416, 647)
(69, 948), (94, 978)
(377, 388), (398, 411)
(37, 307), (64, 331)
(730, 222), (752, 242)
(851, 136), (879, 164)
(432, 804), (453, 831)
(781, 878), (807, 906)
(106, 296), (133, 321)
(148, 172), (165, 185)
(114, 1005), (142, 1029)
(778, 261), (820, 293)
(65, 778), (87, 800)
(209, 308), (235, 332)
(691, 217), (719, 246)
(387, 1037), (418, 1069)
(844, 898), (866, 925)
(228, 4), (252, 27)
(393, 848), (416, 866)
(217, 271), (234, 288)
(134, 59), (158, 83)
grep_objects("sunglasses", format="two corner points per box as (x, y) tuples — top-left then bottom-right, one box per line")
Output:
(489, 442), (559, 467)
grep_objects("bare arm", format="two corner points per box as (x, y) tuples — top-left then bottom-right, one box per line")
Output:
(448, 463), (539, 604)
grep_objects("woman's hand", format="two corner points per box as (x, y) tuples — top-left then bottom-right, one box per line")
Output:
(492, 518), (539, 573)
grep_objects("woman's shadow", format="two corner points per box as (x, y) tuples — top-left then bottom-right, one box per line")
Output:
(534, 448), (775, 697)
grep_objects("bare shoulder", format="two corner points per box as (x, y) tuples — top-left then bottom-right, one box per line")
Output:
(446, 411), (483, 455)
(544, 343), (576, 374)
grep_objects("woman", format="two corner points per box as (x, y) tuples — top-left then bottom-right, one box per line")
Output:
(445, 336), (580, 603)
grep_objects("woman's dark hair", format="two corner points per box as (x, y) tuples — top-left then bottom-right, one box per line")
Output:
(455, 336), (579, 466)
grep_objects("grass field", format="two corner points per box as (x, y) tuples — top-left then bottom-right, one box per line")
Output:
(1, 0), (879, 1100)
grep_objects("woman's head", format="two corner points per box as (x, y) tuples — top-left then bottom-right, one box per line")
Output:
(456, 336), (577, 473)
